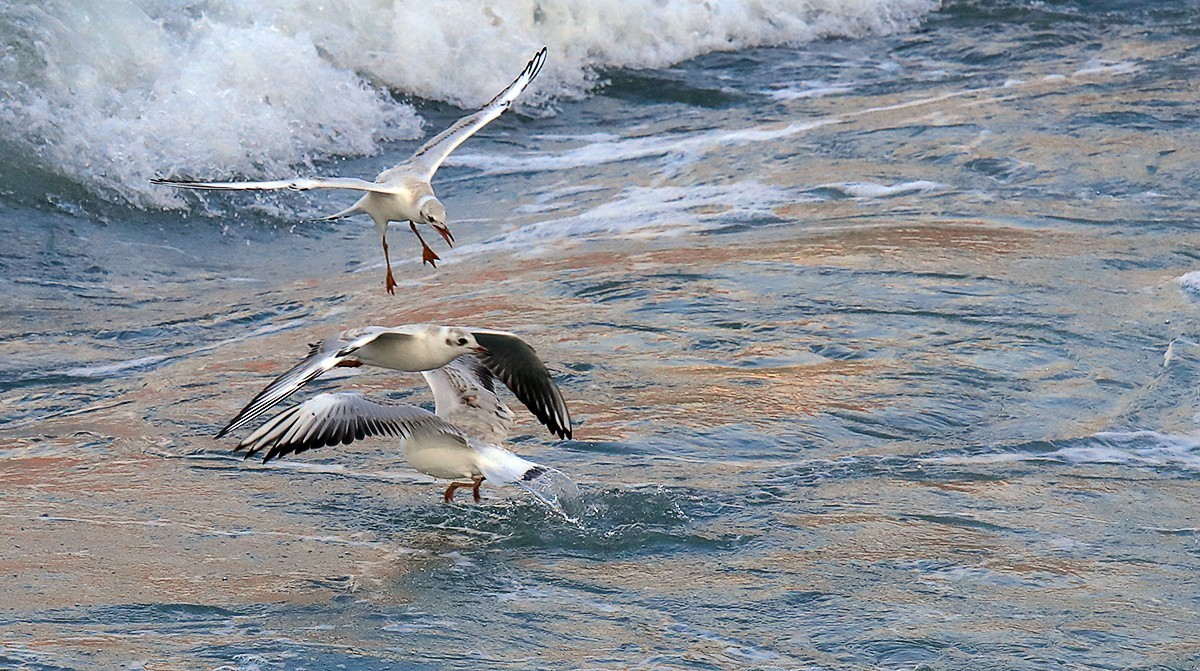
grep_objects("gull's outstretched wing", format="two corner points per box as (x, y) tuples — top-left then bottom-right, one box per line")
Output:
(151, 176), (402, 194)
(401, 47), (547, 182)
(216, 327), (418, 439)
(235, 392), (467, 463)
(422, 355), (515, 444)
(470, 328), (572, 440)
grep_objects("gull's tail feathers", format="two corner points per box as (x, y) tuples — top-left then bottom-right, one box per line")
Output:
(474, 443), (581, 517)
(474, 443), (541, 485)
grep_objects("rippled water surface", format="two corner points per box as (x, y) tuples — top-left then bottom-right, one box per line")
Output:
(4, 1), (1200, 669)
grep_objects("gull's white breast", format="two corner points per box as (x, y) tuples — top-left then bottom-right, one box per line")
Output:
(403, 431), (479, 480)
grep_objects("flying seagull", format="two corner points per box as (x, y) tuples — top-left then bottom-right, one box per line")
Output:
(216, 323), (572, 442)
(233, 355), (575, 504)
(153, 48), (547, 294)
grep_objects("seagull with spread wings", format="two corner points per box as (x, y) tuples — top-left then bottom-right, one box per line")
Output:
(216, 323), (572, 444)
(234, 355), (575, 504)
(153, 48), (547, 294)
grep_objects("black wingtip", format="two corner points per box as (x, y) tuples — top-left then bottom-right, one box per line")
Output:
(522, 465), (549, 482)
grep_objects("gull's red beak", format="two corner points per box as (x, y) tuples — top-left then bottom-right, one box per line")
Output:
(470, 345), (489, 356)
(433, 223), (455, 247)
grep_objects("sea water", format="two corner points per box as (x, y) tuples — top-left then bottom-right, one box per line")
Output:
(3, 0), (1200, 669)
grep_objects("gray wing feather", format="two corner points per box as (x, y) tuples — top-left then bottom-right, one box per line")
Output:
(236, 392), (466, 463)
(422, 355), (515, 443)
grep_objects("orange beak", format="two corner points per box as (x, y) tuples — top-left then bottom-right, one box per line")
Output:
(433, 223), (454, 247)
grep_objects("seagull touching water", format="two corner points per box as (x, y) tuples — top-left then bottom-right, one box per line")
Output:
(152, 48), (547, 294)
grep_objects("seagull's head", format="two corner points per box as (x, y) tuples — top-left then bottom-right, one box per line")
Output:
(437, 326), (482, 356)
(418, 196), (453, 244)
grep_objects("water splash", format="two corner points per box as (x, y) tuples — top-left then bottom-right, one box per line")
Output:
(513, 464), (584, 520)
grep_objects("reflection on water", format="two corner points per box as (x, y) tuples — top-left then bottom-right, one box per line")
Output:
(5, 3), (1200, 670)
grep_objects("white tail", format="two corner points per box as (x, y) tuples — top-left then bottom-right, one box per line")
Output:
(473, 443), (581, 515)
(474, 443), (543, 484)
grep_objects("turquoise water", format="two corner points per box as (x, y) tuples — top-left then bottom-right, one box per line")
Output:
(3, 1), (1200, 669)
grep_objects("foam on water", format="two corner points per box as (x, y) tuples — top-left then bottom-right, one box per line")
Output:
(455, 175), (944, 258)
(925, 431), (1200, 472)
(456, 180), (800, 257)
(0, 0), (938, 206)
(449, 119), (840, 175)
(812, 180), (943, 198)
(59, 355), (171, 379)
(1175, 271), (1200, 304)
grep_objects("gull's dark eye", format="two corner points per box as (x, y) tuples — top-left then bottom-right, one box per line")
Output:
(457, 338), (468, 346)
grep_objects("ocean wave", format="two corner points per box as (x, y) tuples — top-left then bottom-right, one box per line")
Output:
(0, 0), (939, 206)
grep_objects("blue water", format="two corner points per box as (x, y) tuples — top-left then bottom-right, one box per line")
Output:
(4, 1), (1200, 669)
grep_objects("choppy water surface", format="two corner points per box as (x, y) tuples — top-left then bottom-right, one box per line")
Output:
(4, 1), (1200, 669)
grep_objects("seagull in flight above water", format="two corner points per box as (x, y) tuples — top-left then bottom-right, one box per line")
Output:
(232, 355), (575, 504)
(215, 323), (572, 444)
(152, 48), (547, 294)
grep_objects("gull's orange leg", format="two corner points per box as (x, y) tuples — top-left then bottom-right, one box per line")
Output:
(443, 481), (470, 503)
(442, 476), (484, 503)
(381, 235), (398, 294)
(409, 221), (441, 267)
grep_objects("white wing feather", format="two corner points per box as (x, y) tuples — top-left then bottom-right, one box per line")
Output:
(402, 48), (547, 181)
(151, 176), (403, 194)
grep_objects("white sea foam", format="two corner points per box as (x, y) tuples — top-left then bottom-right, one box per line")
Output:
(1175, 271), (1200, 304)
(61, 355), (170, 378)
(1073, 59), (1139, 77)
(0, 0), (939, 205)
(449, 118), (840, 175)
(767, 83), (856, 101)
(924, 431), (1200, 471)
(457, 180), (801, 256)
(813, 180), (943, 198)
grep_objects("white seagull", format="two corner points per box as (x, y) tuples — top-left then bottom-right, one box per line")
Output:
(216, 324), (572, 442)
(234, 355), (574, 504)
(152, 48), (547, 294)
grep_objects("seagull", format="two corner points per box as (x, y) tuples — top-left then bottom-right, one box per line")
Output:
(216, 324), (572, 443)
(152, 47), (548, 294)
(233, 355), (575, 504)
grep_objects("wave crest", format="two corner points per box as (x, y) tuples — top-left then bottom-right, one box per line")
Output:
(0, 0), (939, 206)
